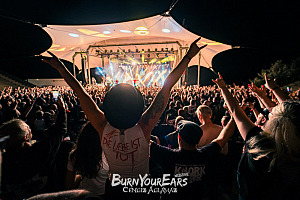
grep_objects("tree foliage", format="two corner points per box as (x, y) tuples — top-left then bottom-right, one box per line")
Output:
(251, 57), (300, 86)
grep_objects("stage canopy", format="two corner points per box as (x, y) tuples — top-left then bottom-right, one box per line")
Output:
(43, 14), (230, 69)
(41, 14), (231, 86)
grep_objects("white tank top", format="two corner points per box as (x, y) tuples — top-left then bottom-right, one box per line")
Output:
(101, 123), (149, 178)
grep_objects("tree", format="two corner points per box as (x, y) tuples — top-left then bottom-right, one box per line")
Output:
(251, 57), (300, 87)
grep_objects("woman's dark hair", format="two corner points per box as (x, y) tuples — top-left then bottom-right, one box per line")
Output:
(103, 83), (144, 129)
(70, 122), (102, 178)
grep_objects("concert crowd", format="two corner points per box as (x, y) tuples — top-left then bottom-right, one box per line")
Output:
(0, 39), (299, 200)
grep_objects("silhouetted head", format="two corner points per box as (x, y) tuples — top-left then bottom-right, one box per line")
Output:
(103, 83), (144, 130)
(0, 119), (32, 151)
(177, 120), (203, 147)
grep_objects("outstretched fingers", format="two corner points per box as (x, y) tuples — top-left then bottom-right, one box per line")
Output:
(218, 72), (223, 80)
(47, 51), (58, 58)
(199, 44), (208, 50)
(193, 37), (201, 44)
(251, 82), (258, 90)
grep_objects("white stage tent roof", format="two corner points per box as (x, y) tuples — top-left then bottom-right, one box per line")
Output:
(42, 15), (231, 71)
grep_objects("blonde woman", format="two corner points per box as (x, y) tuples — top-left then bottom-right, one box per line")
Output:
(213, 73), (300, 200)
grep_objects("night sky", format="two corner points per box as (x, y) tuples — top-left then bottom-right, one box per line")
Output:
(0, 0), (299, 84)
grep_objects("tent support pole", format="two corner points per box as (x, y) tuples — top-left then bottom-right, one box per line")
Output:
(72, 55), (76, 77)
(198, 51), (201, 86)
(86, 52), (91, 85)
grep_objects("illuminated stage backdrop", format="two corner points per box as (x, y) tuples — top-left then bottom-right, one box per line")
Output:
(94, 56), (174, 87)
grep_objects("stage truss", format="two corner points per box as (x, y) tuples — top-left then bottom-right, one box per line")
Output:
(72, 41), (191, 87)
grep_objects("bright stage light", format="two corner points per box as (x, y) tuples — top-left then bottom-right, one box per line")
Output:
(147, 71), (158, 87)
(201, 41), (223, 45)
(143, 72), (153, 82)
(96, 67), (104, 76)
(149, 58), (157, 64)
(50, 44), (60, 48)
(120, 30), (131, 33)
(77, 29), (99, 35)
(101, 60), (171, 87)
(134, 26), (149, 36)
(162, 28), (171, 33)
(103, 31), (111, 34)
(68, 33), (79, 37)
(49, 47), (66, 52)
(93, 34), (111, 38)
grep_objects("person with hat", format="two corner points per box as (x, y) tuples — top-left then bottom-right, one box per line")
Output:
(213, 73), (300, 199)
(43, 38), (207, 180)
(150, 118), (236, 199)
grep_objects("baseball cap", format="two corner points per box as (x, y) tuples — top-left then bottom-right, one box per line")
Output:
(177, 120), (203, 145)
(103, 83), (144, 130)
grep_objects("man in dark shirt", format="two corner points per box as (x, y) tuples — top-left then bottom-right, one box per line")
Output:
(151, 113), (176, 147)
(150, 119), (235, 199)
(165, 116), (184, 149)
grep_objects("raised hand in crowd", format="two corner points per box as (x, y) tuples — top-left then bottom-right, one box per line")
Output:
(245, 102), (262, 125)
(43, 51), (106, 139)
(248, 83), (266, 98)
(264, 73), (289, 103)
(212, 73), (255, 140)
(263, 73), (278, 91)
(248, 82), (276, 109)
(57, 96), (66, 110)
(42, 52), (66, 71)
(22, 97), (36, 119)
(140, 37), (207, 140)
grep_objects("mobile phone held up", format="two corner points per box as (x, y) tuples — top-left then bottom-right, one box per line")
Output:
(53, 90), (59, 101)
